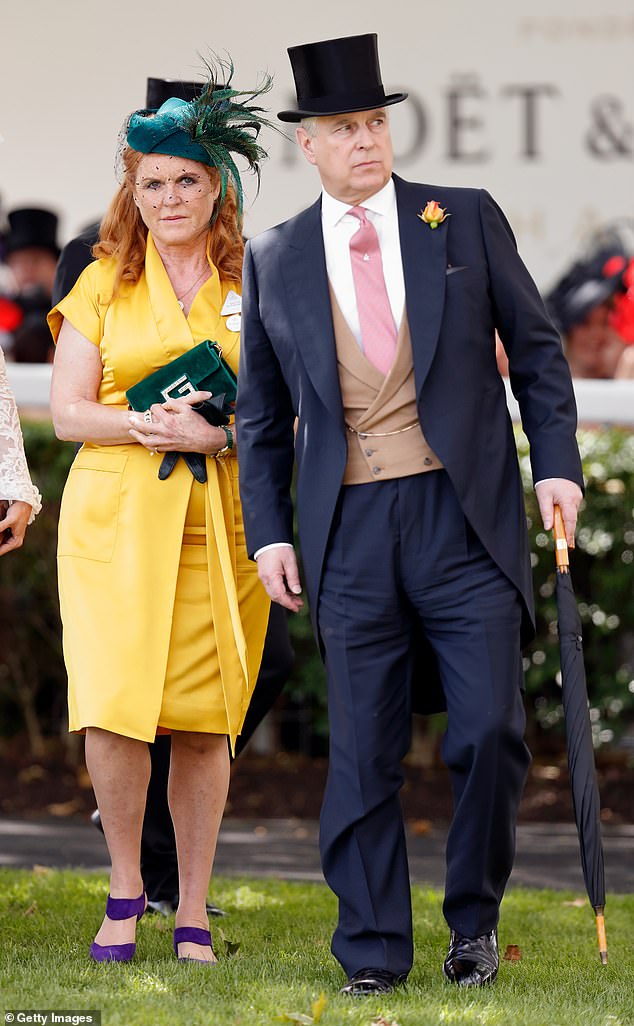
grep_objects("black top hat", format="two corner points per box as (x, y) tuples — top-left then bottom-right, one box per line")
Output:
(4, 208), (60, 259)
(277, 33), (407, 123)
(145, 77), (204, 110)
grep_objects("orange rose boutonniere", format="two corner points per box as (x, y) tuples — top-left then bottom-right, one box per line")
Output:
(418, 200), (450, 229)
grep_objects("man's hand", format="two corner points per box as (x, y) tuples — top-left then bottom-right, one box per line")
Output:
(256, 546), (304, 612)
(534, 478), (583, 547)
(0, 500), (32, 556)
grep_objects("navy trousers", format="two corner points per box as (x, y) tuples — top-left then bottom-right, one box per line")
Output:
(317, 470), (531, 976)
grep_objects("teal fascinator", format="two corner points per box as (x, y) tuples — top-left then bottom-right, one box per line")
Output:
(126, 57), (275, 216)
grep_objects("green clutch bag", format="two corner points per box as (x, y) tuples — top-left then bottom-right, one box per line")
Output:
(126, 340), (237, 414)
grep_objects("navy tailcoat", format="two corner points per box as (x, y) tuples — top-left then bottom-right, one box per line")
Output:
(237, 175), (583, 692)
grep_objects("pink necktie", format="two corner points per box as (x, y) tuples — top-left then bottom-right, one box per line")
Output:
(348, 206), (397, 375)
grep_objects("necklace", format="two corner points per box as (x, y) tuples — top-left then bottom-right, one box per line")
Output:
(175, 266), (210, 310)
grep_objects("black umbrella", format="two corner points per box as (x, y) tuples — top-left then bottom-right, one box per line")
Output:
(553, 505), (607, 964)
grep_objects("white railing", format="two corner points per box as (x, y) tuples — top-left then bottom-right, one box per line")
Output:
(504, 377), (634, 427)
(6, 363), (54, 411)
(6, 362), (634, 426)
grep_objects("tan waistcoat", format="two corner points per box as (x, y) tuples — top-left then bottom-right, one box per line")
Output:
(330, 289), (443, 485)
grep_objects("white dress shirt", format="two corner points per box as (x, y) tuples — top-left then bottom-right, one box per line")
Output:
(321, 177), (405, 346)
(255, 179), (404, 560)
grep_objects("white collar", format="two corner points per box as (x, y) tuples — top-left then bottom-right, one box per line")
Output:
(321, 177), (396, 228)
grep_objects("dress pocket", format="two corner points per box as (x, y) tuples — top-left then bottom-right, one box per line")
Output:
(58, 450), (128, 562)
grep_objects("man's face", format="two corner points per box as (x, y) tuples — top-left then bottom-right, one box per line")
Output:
(6, 247), (57, 295)
(297, 108), (393, 205)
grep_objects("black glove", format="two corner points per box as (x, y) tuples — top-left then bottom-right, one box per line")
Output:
(158, 395), (230, 483)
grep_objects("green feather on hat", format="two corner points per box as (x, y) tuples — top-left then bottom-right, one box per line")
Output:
(126, 55), (277, 218)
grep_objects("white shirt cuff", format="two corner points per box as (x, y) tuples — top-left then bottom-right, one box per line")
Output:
(254, 542), (294, 560)
(534, 478), (579, 488)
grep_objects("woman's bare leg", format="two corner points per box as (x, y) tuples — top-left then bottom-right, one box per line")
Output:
(85, 727), (150, 946)
(169, 731), (230, 961)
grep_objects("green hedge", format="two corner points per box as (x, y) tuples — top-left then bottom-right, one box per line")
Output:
(519, 427), (634, 749)
(1, 422), (633, 755)
(0, 423), (74, 752)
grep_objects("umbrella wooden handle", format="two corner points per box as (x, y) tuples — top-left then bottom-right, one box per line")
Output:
(595, 906), (608, 964)
(553, 504), (569, 571)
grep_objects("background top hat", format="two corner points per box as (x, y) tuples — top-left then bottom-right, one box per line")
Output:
(145, 77), (204, 110)
(277, 33), (407, 123)
(4, 207), (60, 258)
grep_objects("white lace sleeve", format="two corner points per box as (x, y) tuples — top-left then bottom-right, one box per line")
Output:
(0, 347), (42, 522)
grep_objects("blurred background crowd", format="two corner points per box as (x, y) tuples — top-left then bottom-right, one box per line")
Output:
(495, 220), (634, 381)
(0, 206), (58, 364)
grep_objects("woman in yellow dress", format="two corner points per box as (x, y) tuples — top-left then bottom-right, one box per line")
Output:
(49, 63), (271, 965)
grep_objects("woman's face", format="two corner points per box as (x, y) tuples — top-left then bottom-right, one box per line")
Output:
(566, 302), (626, 378)
(133, 154), (220, 248)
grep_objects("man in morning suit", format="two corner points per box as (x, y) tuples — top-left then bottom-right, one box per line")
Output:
(236, 34), (583, 995)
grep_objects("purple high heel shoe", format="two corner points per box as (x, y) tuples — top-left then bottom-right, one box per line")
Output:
(173, 926), (217, 965)
(90, 892), (147, 963)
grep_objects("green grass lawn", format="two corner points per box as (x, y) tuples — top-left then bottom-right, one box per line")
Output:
(1, 870), (632, 1026)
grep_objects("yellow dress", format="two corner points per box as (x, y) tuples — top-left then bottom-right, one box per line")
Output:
(48, 234), (270, 749)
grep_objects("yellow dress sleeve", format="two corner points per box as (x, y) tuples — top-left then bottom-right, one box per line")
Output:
(47, 260), (113, 346)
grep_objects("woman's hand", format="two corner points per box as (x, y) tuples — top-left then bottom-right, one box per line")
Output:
(0, 499), (33, 556)
(128, 391), (232, 455)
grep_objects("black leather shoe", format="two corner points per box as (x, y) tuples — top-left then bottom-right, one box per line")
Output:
(90, 809), (104, 834)
(340, 968), (407, 997)
(442, 928), (499, 986)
